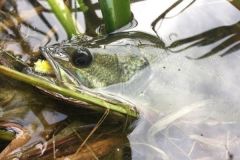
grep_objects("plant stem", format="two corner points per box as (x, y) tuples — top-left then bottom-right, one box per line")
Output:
(48, 0), (79, 37)
(99, 0), (132, 33)
(0, 65), (139, 118)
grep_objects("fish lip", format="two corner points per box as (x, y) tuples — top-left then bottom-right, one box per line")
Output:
(39, 46), (62, 80)
(39, 46), (84, 87)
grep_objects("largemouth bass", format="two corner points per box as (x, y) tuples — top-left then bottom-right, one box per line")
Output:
(34, 32), (167, 94)
(0, 31), (168, 121)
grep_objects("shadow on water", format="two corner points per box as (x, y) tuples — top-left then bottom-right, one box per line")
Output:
(151, 0), (240, 59)
(151, 0), (196, 40)
(168, 20), (240, 58)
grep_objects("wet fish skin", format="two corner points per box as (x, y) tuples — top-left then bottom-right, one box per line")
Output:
(40, 32), (165, 90)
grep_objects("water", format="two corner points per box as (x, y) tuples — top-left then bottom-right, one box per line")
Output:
(1, 0), (240, 159)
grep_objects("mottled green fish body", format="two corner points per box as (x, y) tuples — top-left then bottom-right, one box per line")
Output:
(40, 32), (167, 91)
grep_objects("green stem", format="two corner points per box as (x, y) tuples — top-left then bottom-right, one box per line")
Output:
(99, 0), (132, 33)
(0, 65), (138, 118)
(48, 0), (79, 37)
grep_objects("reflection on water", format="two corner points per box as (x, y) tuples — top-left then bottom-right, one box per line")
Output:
(0, 73), (130, 159)
(168, 20), (240, 58)
(0, 0), (240, 159)
(127, 0), (240, 159)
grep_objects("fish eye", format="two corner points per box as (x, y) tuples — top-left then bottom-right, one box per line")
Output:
(71, 48), (93, 68)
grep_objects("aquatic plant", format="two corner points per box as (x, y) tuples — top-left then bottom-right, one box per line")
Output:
(47, 0), (80, 37)
(99, 0), (132, 33)
(48, 0), (132, 35)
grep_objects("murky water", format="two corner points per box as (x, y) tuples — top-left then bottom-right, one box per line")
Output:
(0, 0), (240, 159)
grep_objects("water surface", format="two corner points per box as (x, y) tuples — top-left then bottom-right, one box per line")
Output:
(1, 0), (240, 159)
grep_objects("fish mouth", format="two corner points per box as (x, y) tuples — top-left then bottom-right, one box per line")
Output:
(39, 46), (62, 80)
(39, 46), (81, 87)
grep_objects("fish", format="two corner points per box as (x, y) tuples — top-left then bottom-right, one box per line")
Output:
(21, 31), (168, 117)
(35, 31), (167, 91)
(1, 32), (167, 122)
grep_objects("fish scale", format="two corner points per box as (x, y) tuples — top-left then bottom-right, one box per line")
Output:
(40, 32), (167, 91)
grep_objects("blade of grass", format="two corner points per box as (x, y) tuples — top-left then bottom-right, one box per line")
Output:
(0, 65), (139, 118)
(47, 0), (80, 37)
(99, 0), (132, 33)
